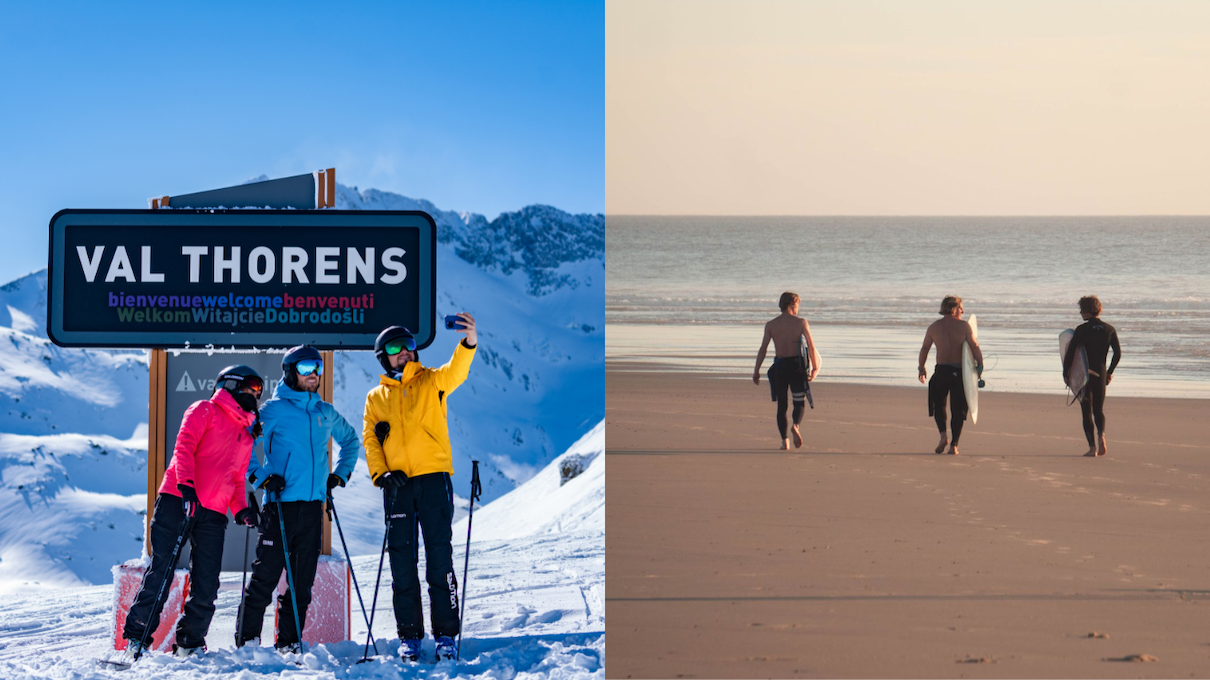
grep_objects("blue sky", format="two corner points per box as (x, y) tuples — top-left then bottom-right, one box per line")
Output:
(0, 1), (603, 283)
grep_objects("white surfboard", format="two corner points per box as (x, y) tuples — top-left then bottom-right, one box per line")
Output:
(961, 315), (979, 425)
(1058, 329), (1088, 404)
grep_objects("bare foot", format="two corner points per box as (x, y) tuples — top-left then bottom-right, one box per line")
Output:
(1097, 434), (1107, 457)
(780, 439), (790, 451)
(948, 445), (959, 455)
(1083, 448), (1097, 457)
(935, 436), (948, 454)
(791, 425), (803, 449)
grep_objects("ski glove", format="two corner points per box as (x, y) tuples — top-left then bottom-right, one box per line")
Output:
(234, 507), (257, 528)
(178, 484), (199, 519)
(374, 471), (406, 489)
(259, 474), (286, 493)
(326, 473), (345, 490)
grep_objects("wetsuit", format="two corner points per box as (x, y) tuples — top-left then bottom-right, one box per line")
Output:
(767, 355), (808, 440)
(1063, 317), (1121, 447)
(928, 363), (967, 445)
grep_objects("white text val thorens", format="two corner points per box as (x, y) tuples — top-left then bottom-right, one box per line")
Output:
(75, 246), (408, 285)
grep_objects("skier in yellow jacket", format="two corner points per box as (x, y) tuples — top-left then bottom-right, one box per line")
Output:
(363, 314), (476, 662)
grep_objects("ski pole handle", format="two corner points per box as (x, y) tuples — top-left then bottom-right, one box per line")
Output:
(470, 460), (481, 504)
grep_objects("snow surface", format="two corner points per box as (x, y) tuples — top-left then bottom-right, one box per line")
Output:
(0, 424), (604, 679)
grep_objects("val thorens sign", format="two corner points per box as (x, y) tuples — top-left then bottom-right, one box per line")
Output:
(47, 209), (436, 349)
(46, 171), (440, 649)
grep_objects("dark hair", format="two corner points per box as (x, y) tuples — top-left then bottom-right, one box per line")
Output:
(1078, 295), (1102, 316)
(778, 292), (800, 312)
(938, 295), (962, 315)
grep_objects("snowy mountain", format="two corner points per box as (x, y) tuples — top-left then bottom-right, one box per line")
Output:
(0, 423), (605, 679)
(0, 186), (603, 591)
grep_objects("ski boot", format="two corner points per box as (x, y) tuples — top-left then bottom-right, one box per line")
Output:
(435, 635), (456, 661)
(123, 638), (150, 661)
(276, 641), (302, 655)
(399, 638), (422, 662)
(236, 636), (260, 649)
(172, 642), (206, 658)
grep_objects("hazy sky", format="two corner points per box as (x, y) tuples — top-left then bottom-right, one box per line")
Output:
(607, 0), (1210, 215)
(0, 1), (602, 283)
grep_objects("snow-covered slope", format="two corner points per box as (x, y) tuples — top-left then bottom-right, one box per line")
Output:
(0, 185), (603, 590)
(457, 421), (603, 542)
(0, 423), (605, 678)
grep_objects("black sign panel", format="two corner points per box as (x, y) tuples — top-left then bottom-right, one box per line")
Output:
(47, 209), (436, 349)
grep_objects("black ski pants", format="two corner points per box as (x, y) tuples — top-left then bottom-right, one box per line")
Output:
(123, 493), (227, 649)
(385, 472), (460, 640)
(238, 499), (323, 647)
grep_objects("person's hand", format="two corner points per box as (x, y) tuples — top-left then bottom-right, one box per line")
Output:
(918, 367), (927, 384)
(374, 471), (406, 489)
(179, 484), (199, 519)
(454, 312), (477, 347)
(259, 475), (286, 494)
(326, 473), (345, 491)
(809, 368), (819, 383)
(752, 370), (760, 386)
(234, 507), (257, 528)
(1106, 373), (1113, 385)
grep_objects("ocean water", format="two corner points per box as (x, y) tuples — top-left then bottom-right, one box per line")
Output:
(607, 216), (1210, 398)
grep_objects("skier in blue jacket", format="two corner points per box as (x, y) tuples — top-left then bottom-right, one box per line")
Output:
(237, 345), (361, 652)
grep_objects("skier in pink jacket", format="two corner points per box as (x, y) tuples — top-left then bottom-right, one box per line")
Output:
(122, 365), (264, 659)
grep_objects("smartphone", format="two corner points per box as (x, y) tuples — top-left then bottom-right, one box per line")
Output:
(444, 314), (466, 330)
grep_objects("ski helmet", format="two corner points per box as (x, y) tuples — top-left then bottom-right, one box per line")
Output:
(281, 344), (323, 390)
(374, 326), (417, 372)
(214, 365), (264, 400)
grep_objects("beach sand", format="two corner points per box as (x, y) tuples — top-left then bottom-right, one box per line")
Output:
(606, 366), (1210, 678)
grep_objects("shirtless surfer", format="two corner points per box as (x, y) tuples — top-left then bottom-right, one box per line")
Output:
(1063, 295), (1121, 458)
(918, 296), (982, 455)
(753, 292), (820, 450)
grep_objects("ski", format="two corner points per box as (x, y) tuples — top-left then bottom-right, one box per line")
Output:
(94, 655), (135, 671)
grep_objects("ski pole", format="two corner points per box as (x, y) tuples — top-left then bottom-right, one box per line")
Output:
(360, 486), (395, 663)
(273, 491), (305, 651)
(327, 491), (379, 656)
(235, 491), (260, 647)
(456, 460), (482, 661)
(132, 508), (193, 661)
(359, 421), (392, 664)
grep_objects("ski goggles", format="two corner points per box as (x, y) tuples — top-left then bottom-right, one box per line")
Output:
(384, 336), (416, 356)
(294, 359), (324, 376)
(222, 374), (264, 397)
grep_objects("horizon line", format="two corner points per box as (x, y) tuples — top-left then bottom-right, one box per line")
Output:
(606, 213), (1210, 218)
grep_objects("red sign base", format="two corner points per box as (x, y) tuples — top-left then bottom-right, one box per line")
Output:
(273, 554), (351, 645)
(111, 564), (191, 652)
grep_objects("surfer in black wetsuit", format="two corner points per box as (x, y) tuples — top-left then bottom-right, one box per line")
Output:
(918, 296), (982, 455)
(753, 292), (821, 450)
(1063, 295), (1121, 457)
